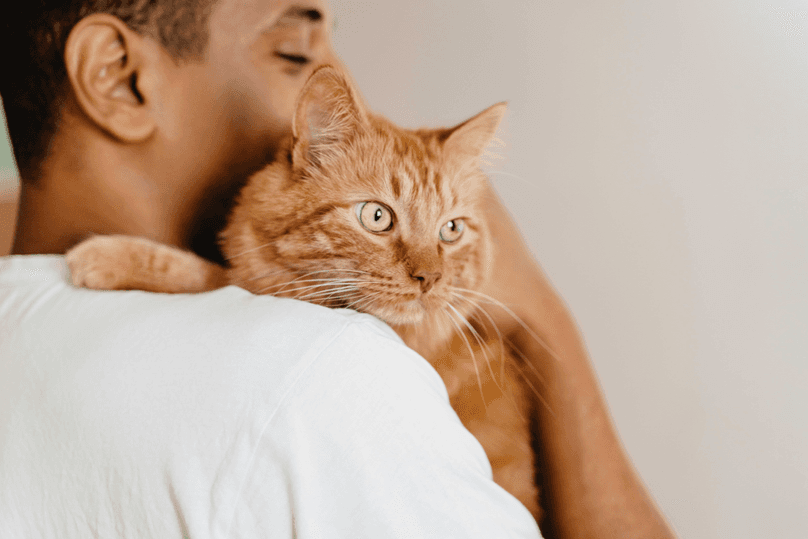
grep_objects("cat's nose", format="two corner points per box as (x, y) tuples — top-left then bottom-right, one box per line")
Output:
(412, 270), (442, 294)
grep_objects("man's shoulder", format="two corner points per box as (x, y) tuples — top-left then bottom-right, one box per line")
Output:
(0, 254), (371, 335)
(0, 254), (412, 381)
(0, 253), (438, 433)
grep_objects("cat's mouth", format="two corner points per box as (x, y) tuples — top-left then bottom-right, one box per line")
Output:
(357, 293), (448, 327)
(353, 298), (420, 326)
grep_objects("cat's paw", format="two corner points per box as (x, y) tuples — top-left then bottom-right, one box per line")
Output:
(66, 235), (135, 291)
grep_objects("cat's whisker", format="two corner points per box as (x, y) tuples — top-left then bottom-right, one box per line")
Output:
(476, 310), (508, 383)
(450, 292), (508, 381)
(344, 295), (375, 312)
(285, 269), (374, 282)
(506, 348), (557, 420)
(451, 289), (554, 416)
(260, 278), (365, 294)
(295, 285), (361, 303)
(342, 289), (386, 313)
(268, 279), (357, 299)
(443, 306), (488, 412)
(485, 170), (533, 187)
(291, 283), (357, 297)
(244, 267), (374, 286)
(295, 284), (363, 298)
(335, 291), (369, 308)
(480, 154), (505, 168)
(451, 295), (506, 381)
(254, 279), (324, 296)
(243, 267), (343, 288)
(255, 279), (330, 296)
(288, 279), (366, 308)
(341, 287), (382, 305)
(326, 269), (375, 276)
(449, 286), (564, 364)
(225, 242), (272, 261)
(447, 302), (529, 423)
(504, 338), (550, 390)
(257, 271), (373, 295)
(271, 277), (365, 284)
(488, 135), (507, 148)
(237, 266), (296, 285)
(447, 302), (498, 385)
(341, 296), (366, 311)
(263, 282), (362, 296)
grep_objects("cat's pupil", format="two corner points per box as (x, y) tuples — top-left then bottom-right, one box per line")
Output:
(447, 221), (456, 231)
(375, 209), (383, 221)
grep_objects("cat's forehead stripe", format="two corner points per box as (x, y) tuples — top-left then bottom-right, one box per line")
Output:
(432, 170), (443, 198)
(395, 162), (461, 219)
(379, 130), (477, 220)
(390, 174), (401, 199)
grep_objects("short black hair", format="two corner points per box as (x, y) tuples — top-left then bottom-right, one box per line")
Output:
(0, 0), (217, 180)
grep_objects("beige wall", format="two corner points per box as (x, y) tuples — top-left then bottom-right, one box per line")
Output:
(2, 1), (807, 537)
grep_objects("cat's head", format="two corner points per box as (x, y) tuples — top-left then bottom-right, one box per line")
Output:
(227, 66), (505, 329)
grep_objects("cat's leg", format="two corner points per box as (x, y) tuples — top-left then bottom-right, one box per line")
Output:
(66, 235), (227, 293)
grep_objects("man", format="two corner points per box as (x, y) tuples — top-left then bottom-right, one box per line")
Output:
(0, 0), (675, 538)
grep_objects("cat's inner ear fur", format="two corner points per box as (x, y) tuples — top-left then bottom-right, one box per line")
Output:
(292, 66), (366, 168)
(441, 102), (507, 163)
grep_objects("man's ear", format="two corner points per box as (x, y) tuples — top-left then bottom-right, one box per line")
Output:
(291, 66), (367, 169)
(442, 102), (507, 164)
(64, 14), (158, 142)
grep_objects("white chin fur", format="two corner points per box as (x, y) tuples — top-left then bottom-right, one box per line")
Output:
(366, 299), (426, 326)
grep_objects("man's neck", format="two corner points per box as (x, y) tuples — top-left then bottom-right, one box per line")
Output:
(10, 108), (260, 261)
(12, 184), (170, 256)
(12, 131), (186, 256)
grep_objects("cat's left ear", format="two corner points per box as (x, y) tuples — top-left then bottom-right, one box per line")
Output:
(292, 66), (367, 168)
(441, 102), (507, 163)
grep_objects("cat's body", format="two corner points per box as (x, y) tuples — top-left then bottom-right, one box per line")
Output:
(67, 67), (541, 521)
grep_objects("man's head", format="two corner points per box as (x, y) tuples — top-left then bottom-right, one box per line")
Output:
(5, 0), (336, 257)
(1, 0), (218, 180)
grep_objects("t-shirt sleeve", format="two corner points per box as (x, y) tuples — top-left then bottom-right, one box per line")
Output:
(226, 317), (543, 539)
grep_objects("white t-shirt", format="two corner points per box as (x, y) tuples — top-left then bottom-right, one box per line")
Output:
(0, 255), (542, 539)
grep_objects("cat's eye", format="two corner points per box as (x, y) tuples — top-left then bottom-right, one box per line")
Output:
(356, 202), (394, 233)
(439, 219), (465, 243)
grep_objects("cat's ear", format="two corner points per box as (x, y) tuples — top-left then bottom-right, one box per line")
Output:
(292, 66), (366, 168)
(441, 102), (507, 163)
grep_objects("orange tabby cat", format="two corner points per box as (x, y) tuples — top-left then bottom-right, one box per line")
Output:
(66, 66), (541, 521)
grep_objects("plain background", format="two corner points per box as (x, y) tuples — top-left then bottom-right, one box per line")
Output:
(2, 0), (807, 537)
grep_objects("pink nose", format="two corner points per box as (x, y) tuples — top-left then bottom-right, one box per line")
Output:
(411, 270), (442, 294)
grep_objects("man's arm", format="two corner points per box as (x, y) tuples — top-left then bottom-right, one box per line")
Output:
(481, 185), (677, 539)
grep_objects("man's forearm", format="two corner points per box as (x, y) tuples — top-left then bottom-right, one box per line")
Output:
(481, 185), (675, 538)
(513, 301), (676, 539)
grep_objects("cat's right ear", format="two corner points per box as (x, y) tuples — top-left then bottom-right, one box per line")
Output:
(292, 66), (366, 169)
(441, 102), (507, 165)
